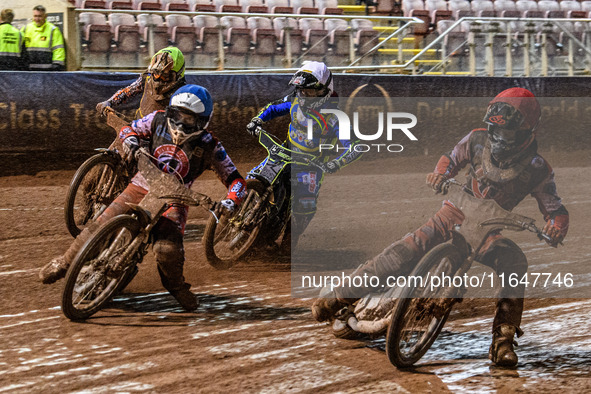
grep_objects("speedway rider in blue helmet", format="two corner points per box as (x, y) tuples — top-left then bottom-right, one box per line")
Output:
(246, 61), (363, 248)
(40, 85), (247, 311)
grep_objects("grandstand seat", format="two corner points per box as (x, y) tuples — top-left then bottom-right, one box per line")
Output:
(108, 0), (133, 9)
(79, 12), (112, 52)
(292, 0), (320, 14)
(220, 16), (251, 53)
(472, 0), (494, 16)
(494, 0), (516, 13)
(581, 2), (591, 14)
(109, 13), (141, 52)
(448, 0), (472, 19)
(351, 19), (379, 53)
(163, 0), (191, 11)
(402, 0), (430, 35)
(77, 0), (108, 9)
(560, 1), (585, 19)
(299, 18), (329, 58)
(214, 0), (242, 12)
(538, 0), (560, 14)
(267, 0), (293, 13)
(166, 15), (198, 54)
(188, 0), (216, 12)
(274, 17), (302, 61)
(402, 0), (423, 17)
(437, 19), (467, 58)
(136, 1), (161, 10)
(247, 17), (276, 54)
(242, 0), (268, 13)
(131, 0), (161, 9)
(325, 18), (351, 59)
(425, 0), (452, 27)
(246, 17), (276, 66)
(372, 0), (403, 16)
(137, 14), (169, 52)
(523, 10), (545, 19)
(515, 0), (538, 15)
(193, 15), (221, 54)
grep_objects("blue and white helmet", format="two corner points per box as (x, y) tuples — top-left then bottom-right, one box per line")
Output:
(167, 84), (214, 145)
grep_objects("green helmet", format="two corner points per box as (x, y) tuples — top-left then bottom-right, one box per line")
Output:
(148, 46), (185, 79)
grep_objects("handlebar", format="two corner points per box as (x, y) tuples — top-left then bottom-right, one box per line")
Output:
(442, 177), (563, 246)
(254, 126), (326, 170)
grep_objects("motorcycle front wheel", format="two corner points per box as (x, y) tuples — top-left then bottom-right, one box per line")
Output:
(62, 215), (141, 320)
(203, 179), (267, 270)
(64, 153), (127, 238)
(386, 243), (463, 368)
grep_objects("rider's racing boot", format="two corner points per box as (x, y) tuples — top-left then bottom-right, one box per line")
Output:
(311, 295), (356, 322)
(39, 256), (69, 284)
(489, 324), (519, 367)
(169, 283), (199, 312)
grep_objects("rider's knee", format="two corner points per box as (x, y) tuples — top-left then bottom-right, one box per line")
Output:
(153, 239), (184, 266)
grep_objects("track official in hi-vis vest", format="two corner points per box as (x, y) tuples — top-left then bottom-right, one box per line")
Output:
(0, 9), (27, 70)
(22, 5), (65, 71)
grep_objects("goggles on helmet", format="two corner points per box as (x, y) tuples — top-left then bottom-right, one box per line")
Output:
(151, 71), (174, 83)
(296, 86), (326, 98)
(167, 106), (210, 145)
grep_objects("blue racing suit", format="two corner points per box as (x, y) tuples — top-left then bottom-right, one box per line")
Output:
(251, 94), (363, 241)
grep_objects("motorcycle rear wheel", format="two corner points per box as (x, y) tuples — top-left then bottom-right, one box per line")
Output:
(203, 179), (267, 270)
(64, 153), (126, 238)
(386, 243), (463, 368)
(62, 215), (141, 320)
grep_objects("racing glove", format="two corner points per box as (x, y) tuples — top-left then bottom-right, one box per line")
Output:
(426, 172), (447, 192)
(96, 101), (111, 116)
(542, 219), (565, 247)
(322, 159), (341, 174)
(246, 117), (263, 136)
(122, 136), (140, 157)
(219, 199), (236, 213)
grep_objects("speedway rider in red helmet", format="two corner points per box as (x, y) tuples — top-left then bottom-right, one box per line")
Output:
(312, 87), (569, 367)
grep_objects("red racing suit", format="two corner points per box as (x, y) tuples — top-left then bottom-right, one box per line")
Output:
(336, 129), (569, 334)
(61, 110), (246, 294)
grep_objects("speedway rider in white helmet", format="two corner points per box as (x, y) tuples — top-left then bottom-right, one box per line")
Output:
(246, 61), (363, 248)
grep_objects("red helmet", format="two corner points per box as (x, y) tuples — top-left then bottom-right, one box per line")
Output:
(483, 88), (541, 162)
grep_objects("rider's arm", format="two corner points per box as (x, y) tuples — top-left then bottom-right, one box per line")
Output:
(433, 131), (474, 177)
(530, 163), (569, 241)
(105, 75), (146, 108)
(118, 110), (160, 142)
(255, 97), (292, 122)
(208, 138), (247, 204)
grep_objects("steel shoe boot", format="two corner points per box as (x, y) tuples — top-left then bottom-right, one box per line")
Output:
(39, 256), (69, 284)
(311, 296), (355, 322)
(169, 285), (199, 312)
(489, 324), (519, 367)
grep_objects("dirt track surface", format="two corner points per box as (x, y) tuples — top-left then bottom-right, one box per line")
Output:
(1, 154), (590, 393)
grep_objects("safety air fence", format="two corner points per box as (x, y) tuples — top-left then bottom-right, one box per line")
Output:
(0, 72), (590, 176)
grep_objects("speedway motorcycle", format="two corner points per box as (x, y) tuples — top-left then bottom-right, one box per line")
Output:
(61, 148), (217, 320)
(63, 109), (134, 237)
(323, 179), (554, 368)
(203, 126), (323, 269)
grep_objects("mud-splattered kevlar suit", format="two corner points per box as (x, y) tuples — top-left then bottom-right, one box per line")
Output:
(60, 110), (246, 295)
(104, 74), (186, 119)
(336, 129), (569, 334)
(251, 94), (363, 240)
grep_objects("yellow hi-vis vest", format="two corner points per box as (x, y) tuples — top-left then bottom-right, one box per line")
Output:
(22, 21), (65, 70)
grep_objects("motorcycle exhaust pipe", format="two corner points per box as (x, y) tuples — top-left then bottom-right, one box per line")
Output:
(346, 315), (390, 335)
